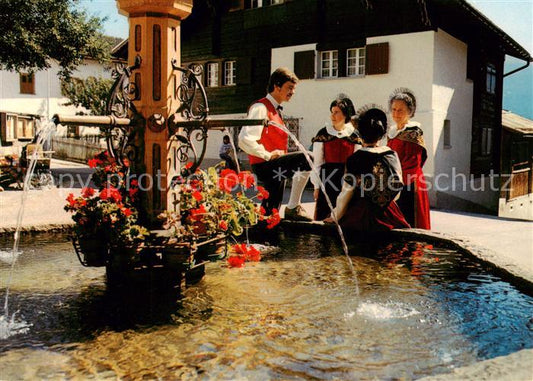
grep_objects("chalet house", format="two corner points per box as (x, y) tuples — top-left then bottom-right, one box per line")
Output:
(0, 57), (115, 159)
(165, 0), (531, 214)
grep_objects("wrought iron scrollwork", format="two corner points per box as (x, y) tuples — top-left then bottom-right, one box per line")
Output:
(168, 61), (210, 176)
(104, 56), (142, 166)
(171, 61), (209, 121)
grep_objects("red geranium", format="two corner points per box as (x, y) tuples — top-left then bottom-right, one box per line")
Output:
(99, 186), (122, 204)
(81, 187), (95, 198)
(266, 208), (281, 229)
(238, 171), (256, 189)
(218, 169), (238, 193)
(256, 186), (269, 200)
(227, 255), (245, 268)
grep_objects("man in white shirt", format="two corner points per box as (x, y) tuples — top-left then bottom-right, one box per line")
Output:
(238, 67), (312, 221)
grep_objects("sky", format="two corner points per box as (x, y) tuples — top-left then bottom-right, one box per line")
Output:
(78, 0), (532, 117)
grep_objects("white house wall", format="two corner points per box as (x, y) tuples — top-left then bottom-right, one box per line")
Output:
(430, 29), (495, 210)
(0, 59), (112, 123)
(202, 30), (492, 212)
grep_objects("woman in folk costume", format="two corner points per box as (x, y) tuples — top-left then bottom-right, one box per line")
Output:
(325, 105), (410, 232)
(386, 88), (431, 229)
(311, 95), (361, 221)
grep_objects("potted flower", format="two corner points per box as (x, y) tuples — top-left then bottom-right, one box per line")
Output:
(160, 166), (280, 241)
(65, 151), (148, 266)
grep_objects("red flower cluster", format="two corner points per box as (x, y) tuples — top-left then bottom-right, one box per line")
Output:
(265, 208), (281, 229)
(65, 151), (148, 245)
(172, 166), (281, 239)
(227, 243), (262, 268)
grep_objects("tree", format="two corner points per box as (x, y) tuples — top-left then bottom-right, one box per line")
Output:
(0, 0), (111, 78)
(61, 76), (114, 115)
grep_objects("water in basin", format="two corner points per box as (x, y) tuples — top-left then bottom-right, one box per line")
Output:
(0, 232), (532, 379)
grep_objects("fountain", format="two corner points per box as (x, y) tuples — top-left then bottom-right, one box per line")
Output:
(52, 0), (268, 290)
(0, 1), (532, 379)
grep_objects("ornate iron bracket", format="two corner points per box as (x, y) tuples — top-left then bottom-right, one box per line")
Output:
(167, 61), (210, 176)
(104, 55), (143, 166)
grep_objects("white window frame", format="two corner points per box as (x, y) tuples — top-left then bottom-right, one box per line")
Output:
(347, 47), (366, 77)
(206, 62), (219, 87)
(250, 0), (283, 8)
(320, 50), (338, 79)
(224, 61), (236, 86)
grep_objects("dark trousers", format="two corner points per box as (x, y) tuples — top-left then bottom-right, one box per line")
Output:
(219, 153), (237, 171)
(252, 151), (312, 214)
(314, 163), (345, 220)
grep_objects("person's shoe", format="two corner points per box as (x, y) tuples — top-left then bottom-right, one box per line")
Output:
(284, 205), (312, 222)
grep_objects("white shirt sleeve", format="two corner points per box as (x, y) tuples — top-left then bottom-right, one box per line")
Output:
(238, 102), (272, 161)
(310, 141), (324, 189)
(331, 180), (354, 221)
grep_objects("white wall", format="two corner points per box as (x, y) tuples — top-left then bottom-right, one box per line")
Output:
(201, 30), (493, 213)
(430, 29), (496, 210)
(271, 32), (436, 157)
(0, 59), (112, 122)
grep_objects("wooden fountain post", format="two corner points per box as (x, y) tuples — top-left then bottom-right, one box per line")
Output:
(116, 0), (192, 223)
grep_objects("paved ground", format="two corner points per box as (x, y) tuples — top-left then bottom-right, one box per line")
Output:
(1, 158), (532, 380)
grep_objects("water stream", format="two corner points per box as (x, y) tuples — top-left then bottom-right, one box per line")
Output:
(223, 122), (356, 287)
(266, 120), (357, 285)
(1, 120), (56, 338)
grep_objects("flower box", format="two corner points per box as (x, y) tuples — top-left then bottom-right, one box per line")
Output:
(74, 235), (108, 267)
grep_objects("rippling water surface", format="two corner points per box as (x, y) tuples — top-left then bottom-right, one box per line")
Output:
(0, 233), (532, 379)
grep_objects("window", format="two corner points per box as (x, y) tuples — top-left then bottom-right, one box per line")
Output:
(486, 64), (496, 94)
(481, 127), (493, 155)
(246, 0), (283, 8)
(347, 47), (365, 76)
(320, 50), (338, 78)
(206, 62), (219, 87)
(443, 120), (451, 149)
(224, 61), (236, 86)
(20, 73), (35, 94)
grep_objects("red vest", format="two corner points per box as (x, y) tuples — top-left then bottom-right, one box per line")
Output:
(323, 138), (356, 164)
(248, 98), (288, 165)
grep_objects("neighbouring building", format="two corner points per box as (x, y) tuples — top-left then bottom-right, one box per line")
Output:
(499, 110), (533, 220)
(0, 55), (116, 159)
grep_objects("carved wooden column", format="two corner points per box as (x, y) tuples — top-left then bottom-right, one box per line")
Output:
(116, 0), (192, 223)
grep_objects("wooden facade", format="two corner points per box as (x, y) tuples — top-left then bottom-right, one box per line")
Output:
(180, 0), (436, 114)
(500, 111), (533, 200)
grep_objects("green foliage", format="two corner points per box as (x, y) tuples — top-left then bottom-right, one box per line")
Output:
(61, 76), (114, 115)
(0, 0), (111, 78)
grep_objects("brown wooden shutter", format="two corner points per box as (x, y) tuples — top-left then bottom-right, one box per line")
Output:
(294, 50), (315, 80)
(366, 42), (389, 75)
(20, 73), (35, 94)
(236, 57), (252, 85)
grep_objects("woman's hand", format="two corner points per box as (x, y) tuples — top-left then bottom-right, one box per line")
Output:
(313, 189), (319, 200)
